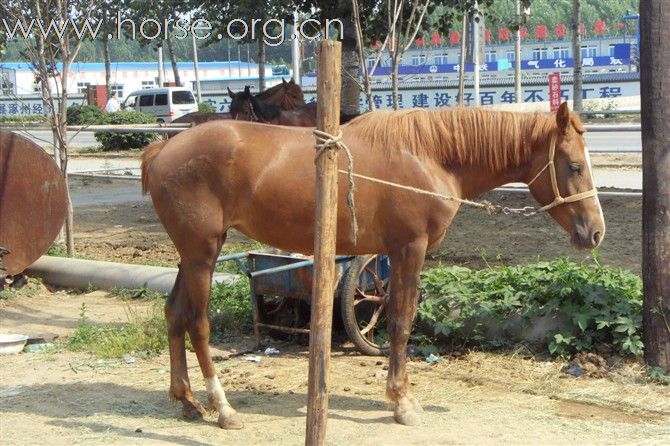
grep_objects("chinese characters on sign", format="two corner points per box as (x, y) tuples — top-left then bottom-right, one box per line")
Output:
(548, 73), (562, 112)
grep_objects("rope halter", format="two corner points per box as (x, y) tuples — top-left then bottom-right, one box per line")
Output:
(526, 133), (599, 213)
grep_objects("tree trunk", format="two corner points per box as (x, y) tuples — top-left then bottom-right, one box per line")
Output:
(57, 65), (74, 257)
(338, 0), (360, 115)
(103, 36), (112, 98)
(258, 38), (266, 92)
(640, 0), (670, 372)
(166, 37), (181, 86)
(571, 0), (583, 111)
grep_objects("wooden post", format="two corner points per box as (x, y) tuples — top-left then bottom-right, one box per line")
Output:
(640, 0), (670, 371)
(305, 40), (342, 446)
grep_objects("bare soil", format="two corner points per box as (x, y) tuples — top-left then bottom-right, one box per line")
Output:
(1, 292), (669, 446)
(72, 188), (642, 274)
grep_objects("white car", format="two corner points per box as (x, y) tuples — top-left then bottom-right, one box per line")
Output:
(122, 87), (198, 123)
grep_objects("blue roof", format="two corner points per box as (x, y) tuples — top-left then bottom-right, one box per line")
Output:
(0, 61), (263, 72)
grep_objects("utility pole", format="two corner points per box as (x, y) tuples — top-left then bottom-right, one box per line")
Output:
(572, 0), (583, 111)
(514, 0), (522, 103)
(458, 10), (467, 106)
(157, 44), (164, 87)
(292, 11), (301, 85)
(191, 32), (202, 103)
(473, 1), (481, 106)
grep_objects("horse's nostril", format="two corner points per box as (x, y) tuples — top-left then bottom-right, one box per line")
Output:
(592, 231), (602, 245)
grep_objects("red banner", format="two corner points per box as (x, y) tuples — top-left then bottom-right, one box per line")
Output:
(415, 36), (426, 47)
(535, 24), (548, 40)
(594, 19), (606, 35)
(498, 27), (510, 42)
(519, 27), (529, 40)
(549, 73), (562, 112)
(554, 23), (566, 39)
(449, 31), (460, 46)
(431, 32), (442, 46)
(485, 28), (491, 44)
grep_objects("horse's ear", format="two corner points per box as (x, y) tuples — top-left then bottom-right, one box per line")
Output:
(289, 78), (295, 84)
(244, 85), (251, 94)
(227, 87), (236, 99)
(556, 101), (570, 133)
(282, 78), (287, 85)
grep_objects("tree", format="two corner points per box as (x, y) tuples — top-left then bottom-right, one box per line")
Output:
(124, 0), (189, 86)
(2, 0), (98, 256)
(200, 0), (295, 93)
(640, 0), (670, 372)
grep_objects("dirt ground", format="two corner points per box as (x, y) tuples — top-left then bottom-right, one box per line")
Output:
(71, 187), (643, 274)
(2, 153), (660, 445)
(1, 292), (669, 446)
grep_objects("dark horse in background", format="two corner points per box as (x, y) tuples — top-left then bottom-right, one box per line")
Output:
(171, 78), (305, 128)
(141, 103), (604, 429)
(229, 85), (360, 126)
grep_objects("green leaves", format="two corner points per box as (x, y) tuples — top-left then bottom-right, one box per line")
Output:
(418, 258), (644, 358)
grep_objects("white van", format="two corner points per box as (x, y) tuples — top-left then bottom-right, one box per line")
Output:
(122, 87), (198, 123)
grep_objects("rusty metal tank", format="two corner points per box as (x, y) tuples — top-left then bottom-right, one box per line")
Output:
(0, 130), (68, 278)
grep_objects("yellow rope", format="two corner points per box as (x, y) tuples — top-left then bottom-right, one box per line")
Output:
(337, 170), (501, 214)
(313, 129), (359, 244)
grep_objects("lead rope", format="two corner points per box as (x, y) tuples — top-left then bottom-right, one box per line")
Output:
(313, 129), (359, 244)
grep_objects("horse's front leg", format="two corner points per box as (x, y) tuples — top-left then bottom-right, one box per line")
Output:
(386, 238), (428, 426)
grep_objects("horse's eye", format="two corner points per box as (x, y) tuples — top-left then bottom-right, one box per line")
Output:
(569, 163), (582, 173)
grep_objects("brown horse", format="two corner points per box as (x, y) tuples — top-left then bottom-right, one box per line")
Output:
(171, 79), (305, 128)
(141, 102), (604, 429)
(230, 86), (361, 126)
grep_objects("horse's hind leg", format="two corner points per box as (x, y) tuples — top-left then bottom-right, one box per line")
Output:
(182, 234), (244, 430)
(165, 267), (206, 419)
(386, 237), (428, 426)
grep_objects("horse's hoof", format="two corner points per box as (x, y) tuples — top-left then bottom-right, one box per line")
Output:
(218, 406), (244, 430)
(408, 395), (424, 413)
(393, 407), (422, 426)
(182, 404), (205, 420)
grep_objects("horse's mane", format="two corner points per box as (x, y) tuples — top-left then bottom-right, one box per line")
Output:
(346, 108), (558, 172)
(250, 94), (282, 121)
(255, 80), (305, 110)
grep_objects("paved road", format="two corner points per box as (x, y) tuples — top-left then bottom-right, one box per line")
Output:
(10, 128), (644, 153)
(583, 131), (641, 152)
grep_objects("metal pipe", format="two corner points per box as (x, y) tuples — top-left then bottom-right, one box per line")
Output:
(216, 252), (249, 262)
(26, 256), (239, 294)
(249, 255), (355, 279)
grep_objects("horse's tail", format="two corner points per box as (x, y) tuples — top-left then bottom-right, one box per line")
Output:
(141, 140), (167, 195)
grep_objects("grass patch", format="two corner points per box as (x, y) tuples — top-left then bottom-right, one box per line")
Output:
(109, 285), (166, 301)
(209, 278), (252, 340)
(69, 301), (168, 358)
(0, 277), (44, 300)
(46, 242), (68, 257)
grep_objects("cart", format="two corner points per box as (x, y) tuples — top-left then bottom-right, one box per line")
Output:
(217, 251), (391, 356)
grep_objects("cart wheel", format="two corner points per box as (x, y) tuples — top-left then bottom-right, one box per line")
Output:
(340, 255), (390, 356)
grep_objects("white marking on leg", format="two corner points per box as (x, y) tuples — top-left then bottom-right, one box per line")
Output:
(206, 376), (232, 411)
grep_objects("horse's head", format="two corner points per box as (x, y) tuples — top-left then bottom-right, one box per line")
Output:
(229, 86), (256, 121)
(526, 102), (605, 250)
(281, 78), (306, 109)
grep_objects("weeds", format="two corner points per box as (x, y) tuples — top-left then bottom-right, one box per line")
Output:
(418, 256), (643, 358)
(69, 301), (168, 358)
